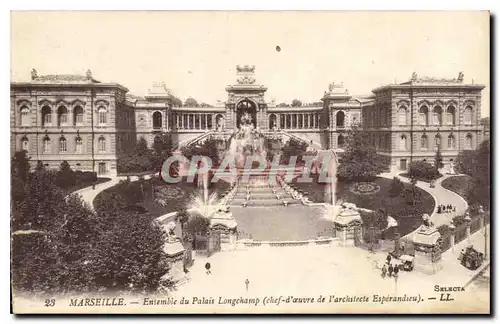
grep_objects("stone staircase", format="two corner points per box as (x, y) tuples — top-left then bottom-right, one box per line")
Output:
(230, 177), (297, 207)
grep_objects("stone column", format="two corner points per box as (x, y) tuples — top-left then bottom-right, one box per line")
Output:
(301, 114), (305, 129)
(449, 224), (455, 252)
(465, 217), (471, 244)
(204, 114), (208, 130)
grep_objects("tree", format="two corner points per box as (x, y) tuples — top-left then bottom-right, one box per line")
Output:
(184, 97), (199, 107)
(455, 150), (475, 175)
(464, 140), (490, 209)
(117, 138), (155, 173)
(183, 214), (211, 245)
(277, 102), (289, 107)
(200, 102), (213, 108)
(389, 177), (404, 197)
(280, 138), (308, 165)
(11, 150), (31, 182)
(11, 151), (31, 203)
(152, 134), (175, 171)
(89, 210), (171, 293)
(175, 209), (190, 236)
(408, 160), (440, 181)
(291, 99), (302, 107)
(170, 96), (183, 107)
(337, 128), (390, 181)
(56, 160), (76, 188)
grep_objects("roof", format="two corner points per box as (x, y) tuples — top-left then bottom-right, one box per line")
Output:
(12, 71), (129, 92)
(372, 73), (485, 93)
(32, 74), (101, 84)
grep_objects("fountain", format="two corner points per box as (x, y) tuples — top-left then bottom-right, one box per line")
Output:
(226, 112), (268, 173)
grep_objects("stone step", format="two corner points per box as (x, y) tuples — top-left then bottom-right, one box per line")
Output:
(230, 199), (299, 207)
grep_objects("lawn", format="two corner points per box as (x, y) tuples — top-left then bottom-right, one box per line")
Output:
(441, 175), (473, 200)
(290, 176), (435, 237)
(96, 176), (231, 220)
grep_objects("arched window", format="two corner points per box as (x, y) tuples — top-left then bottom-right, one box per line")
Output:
(399, 134), (407, 150)
(337, 134), (345, 148)
(98, 136), (106, 153)
(420, 135), (428, 149)
(57, 106), (68, 126)
(446, 106), (456, 125)
(447, 134), (456, 149)
(98, 106), (107, 125)
(435, 134), (441, 149)
(464, 106), (473, 125)
(433, 106), (443, 125)
(397, 107), (408, 125)
(41, 106), (52, 126)
(43, 137), (51, 153)
(21, 136), (29, 151)
(153, 111), (162, 129)
(465, 134), (473, 149)
(74, 106), (84, 125)
(59, 137), (67, 152)
(20, 106), (30, 126)
(419, 106), (429, 125)
(75, 137), (83, 153)
(336, 111), (345, 127)
(269, 114), (277, 130)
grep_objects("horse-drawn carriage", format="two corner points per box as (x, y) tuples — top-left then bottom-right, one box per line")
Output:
(458, 245), (484, 270)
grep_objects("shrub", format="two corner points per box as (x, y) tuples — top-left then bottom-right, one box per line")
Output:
(389, 177), (404, 197)
(408, 160), (440, 181)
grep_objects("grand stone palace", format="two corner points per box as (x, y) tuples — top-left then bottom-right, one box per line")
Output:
(11, 65), (486, 176)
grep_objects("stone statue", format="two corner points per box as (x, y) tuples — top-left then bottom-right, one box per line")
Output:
(165, 221), (179, 242)
(31, 68), (38, 80)
(422, 213), (434, 229)
(457, 71), (464, 82)
(411, 72), (418, 81)
(86, 69), (92, 79)
(449, 161), (456, 175)
(328, 82), (335, 92)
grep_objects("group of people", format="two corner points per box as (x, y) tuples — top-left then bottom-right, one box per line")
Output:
(437, 204), (456, 214)
(381, 254), (399, 279)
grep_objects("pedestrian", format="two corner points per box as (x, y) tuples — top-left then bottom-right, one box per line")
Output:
(393, 265), (400, 277)
(437, 205), (441, 214)
(245, 278), (250, 292)
(388, 264), (394, 277)
(381, 264), (387, 278)
(386, 254), (392, 264)
(205, 262), (211, 275)
(453, 206), (456, 213)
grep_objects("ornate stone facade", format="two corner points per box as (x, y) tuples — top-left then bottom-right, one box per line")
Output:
(11, 68), (486, 176)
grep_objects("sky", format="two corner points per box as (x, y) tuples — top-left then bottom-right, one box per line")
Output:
(11, 11), (490, 116)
